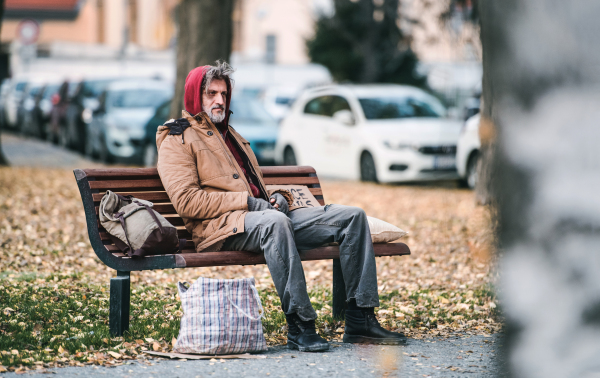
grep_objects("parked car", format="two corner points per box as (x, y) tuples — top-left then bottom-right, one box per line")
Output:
(62, 78), (116, 153)
(86, 79), (172, 163)
(0, 79), (11, 128)
(17, 80), (45, 135)
(141, 99), (171, 167)
(274, 84), (462, 183)
(21, 81), (61, 139)
(3, 78), (28, 131)
(456, 113), (481, 189)
(229, 96), (279, 165)
(140, 95), (278, 167)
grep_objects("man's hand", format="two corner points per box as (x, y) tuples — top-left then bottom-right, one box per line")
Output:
(270, 193), (289, 215)
(247, 197), (276, 212)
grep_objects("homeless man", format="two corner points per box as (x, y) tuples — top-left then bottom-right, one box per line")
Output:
(156, 61), (406, 352)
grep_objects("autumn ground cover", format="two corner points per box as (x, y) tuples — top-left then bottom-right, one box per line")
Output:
(0, 167), (500, 373)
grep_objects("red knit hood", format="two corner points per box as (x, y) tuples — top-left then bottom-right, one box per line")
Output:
(184, 66), (232, 126)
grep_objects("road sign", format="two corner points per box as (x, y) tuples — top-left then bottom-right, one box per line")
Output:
(17, 19), (40, 45)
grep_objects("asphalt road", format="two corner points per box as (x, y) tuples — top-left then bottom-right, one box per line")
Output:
(0, 132), (102, 169)
(3, 335), (504, 377)
(0, 134), (505, 377)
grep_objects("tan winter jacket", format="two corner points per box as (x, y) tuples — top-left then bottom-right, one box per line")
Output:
(156, 110), (291, 252)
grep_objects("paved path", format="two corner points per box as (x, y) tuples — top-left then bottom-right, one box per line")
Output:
(4, 335), (504, 377)
(0, 132), (102, 169)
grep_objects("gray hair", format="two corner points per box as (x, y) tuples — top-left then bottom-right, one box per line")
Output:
(202, 60), (235, 94)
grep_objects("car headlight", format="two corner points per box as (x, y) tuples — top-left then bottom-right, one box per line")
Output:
(383, 141), (418, 150)
(82, 109), (93, 124)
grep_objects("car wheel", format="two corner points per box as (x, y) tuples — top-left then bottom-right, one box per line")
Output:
(360, 151), (378, 183)
(99, 136), (113, 164)
(84, 130), (96, 160)
(466, 152), (480, 190)
(283, 146), (297, 166)
(58, 123), (69, 148)
(143, 143), (158, 167)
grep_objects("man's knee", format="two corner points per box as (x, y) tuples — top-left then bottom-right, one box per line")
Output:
(337, 205), (367, 222)
(260, 210), (293, 235)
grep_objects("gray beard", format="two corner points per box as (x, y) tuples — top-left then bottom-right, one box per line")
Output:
(208, 106), (226, 124)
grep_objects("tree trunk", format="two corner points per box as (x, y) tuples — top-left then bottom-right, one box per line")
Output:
(170, 0), (235, 118)
(0, 0), (8, 166)
(481, 0), (600, 376)
(474, 0), (496, 205)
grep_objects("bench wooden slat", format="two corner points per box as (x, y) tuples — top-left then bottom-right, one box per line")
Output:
(100, 229), (192, 241)
(89, 179), (164, 191)
(83, 166), (317, 179)
(260, 166), (316, 176)
(263, 176), (320, 185)
(93, 188), (324, 215)
(178, 243), (410, 267)
(92, 192), (171, 202)
(106, 243), (409, 267)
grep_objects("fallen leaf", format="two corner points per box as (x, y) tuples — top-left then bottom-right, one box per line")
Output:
(107, 351), (121, 359)
(57, 346), (64, 354)
(153, 342), (160, 351)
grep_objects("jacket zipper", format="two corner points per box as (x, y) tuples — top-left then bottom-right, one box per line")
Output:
(228, 128), (269, 200)
(198, 113), (253, 195)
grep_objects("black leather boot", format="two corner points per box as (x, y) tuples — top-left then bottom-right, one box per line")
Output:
(286, 314), (330, 352)
(343, 307), (408, 345)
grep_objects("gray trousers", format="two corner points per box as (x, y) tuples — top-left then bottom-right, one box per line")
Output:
(222, 204), (380, 321)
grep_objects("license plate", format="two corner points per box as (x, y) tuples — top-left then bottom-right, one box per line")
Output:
(433, 156), (456, 169)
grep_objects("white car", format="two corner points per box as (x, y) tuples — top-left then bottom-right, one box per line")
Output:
(274, 84), (462, 183)
(456, 113), (481, 189)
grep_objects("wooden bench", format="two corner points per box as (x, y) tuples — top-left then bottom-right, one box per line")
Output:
(74, 166), (411, 336)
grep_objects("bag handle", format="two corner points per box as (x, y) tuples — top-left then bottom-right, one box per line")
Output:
(225, 284), (264, 320)
(132, 199), (165, 234)
(114, 211), (135, 257)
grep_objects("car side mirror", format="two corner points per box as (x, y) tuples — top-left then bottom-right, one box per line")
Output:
(333, 109), (355, 126)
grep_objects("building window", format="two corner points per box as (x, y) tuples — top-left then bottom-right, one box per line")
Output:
(265, 34), (276, 64)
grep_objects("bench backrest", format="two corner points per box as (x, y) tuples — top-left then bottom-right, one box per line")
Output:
(74, 166), (324, 271)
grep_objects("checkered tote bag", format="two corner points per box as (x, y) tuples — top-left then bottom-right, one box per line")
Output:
(174, 277), (267, 354)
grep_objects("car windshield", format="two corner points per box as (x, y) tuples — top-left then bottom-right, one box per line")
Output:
(109, 89), (171, 108)
(28, 85), (42, 97)
(81, 79), (113, 98)
(359, 94), (446, 120)
(15, 82), (27, 92)
(229, 98), (275, 124)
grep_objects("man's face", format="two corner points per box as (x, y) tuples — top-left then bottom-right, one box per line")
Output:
(202, 78), (228, 123)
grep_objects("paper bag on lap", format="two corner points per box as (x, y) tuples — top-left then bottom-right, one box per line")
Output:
(266, 185), (320, 211)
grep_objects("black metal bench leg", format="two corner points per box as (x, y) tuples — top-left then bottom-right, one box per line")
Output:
(110, 271), (130, 336)
(332, 259), (347, 319)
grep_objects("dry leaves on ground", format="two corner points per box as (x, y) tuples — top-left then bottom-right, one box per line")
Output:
(0, 167), (499, 371)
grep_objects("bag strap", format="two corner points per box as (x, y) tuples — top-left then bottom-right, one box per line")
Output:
(132, 199), (165, 234)
(115, 193), (134, 202)
(115, 211), (135, 257)
(225, 284), (264, 320)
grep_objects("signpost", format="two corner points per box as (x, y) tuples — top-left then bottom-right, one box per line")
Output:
(16, 19), (40, 72)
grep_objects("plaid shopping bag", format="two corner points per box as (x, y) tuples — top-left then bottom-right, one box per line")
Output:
(174, 277), (267, 354)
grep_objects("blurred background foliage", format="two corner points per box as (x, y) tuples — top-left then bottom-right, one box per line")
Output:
(307, 0), (426, 87)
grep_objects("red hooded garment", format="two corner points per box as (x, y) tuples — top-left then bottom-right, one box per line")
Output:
(184, 66), (261, 198)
